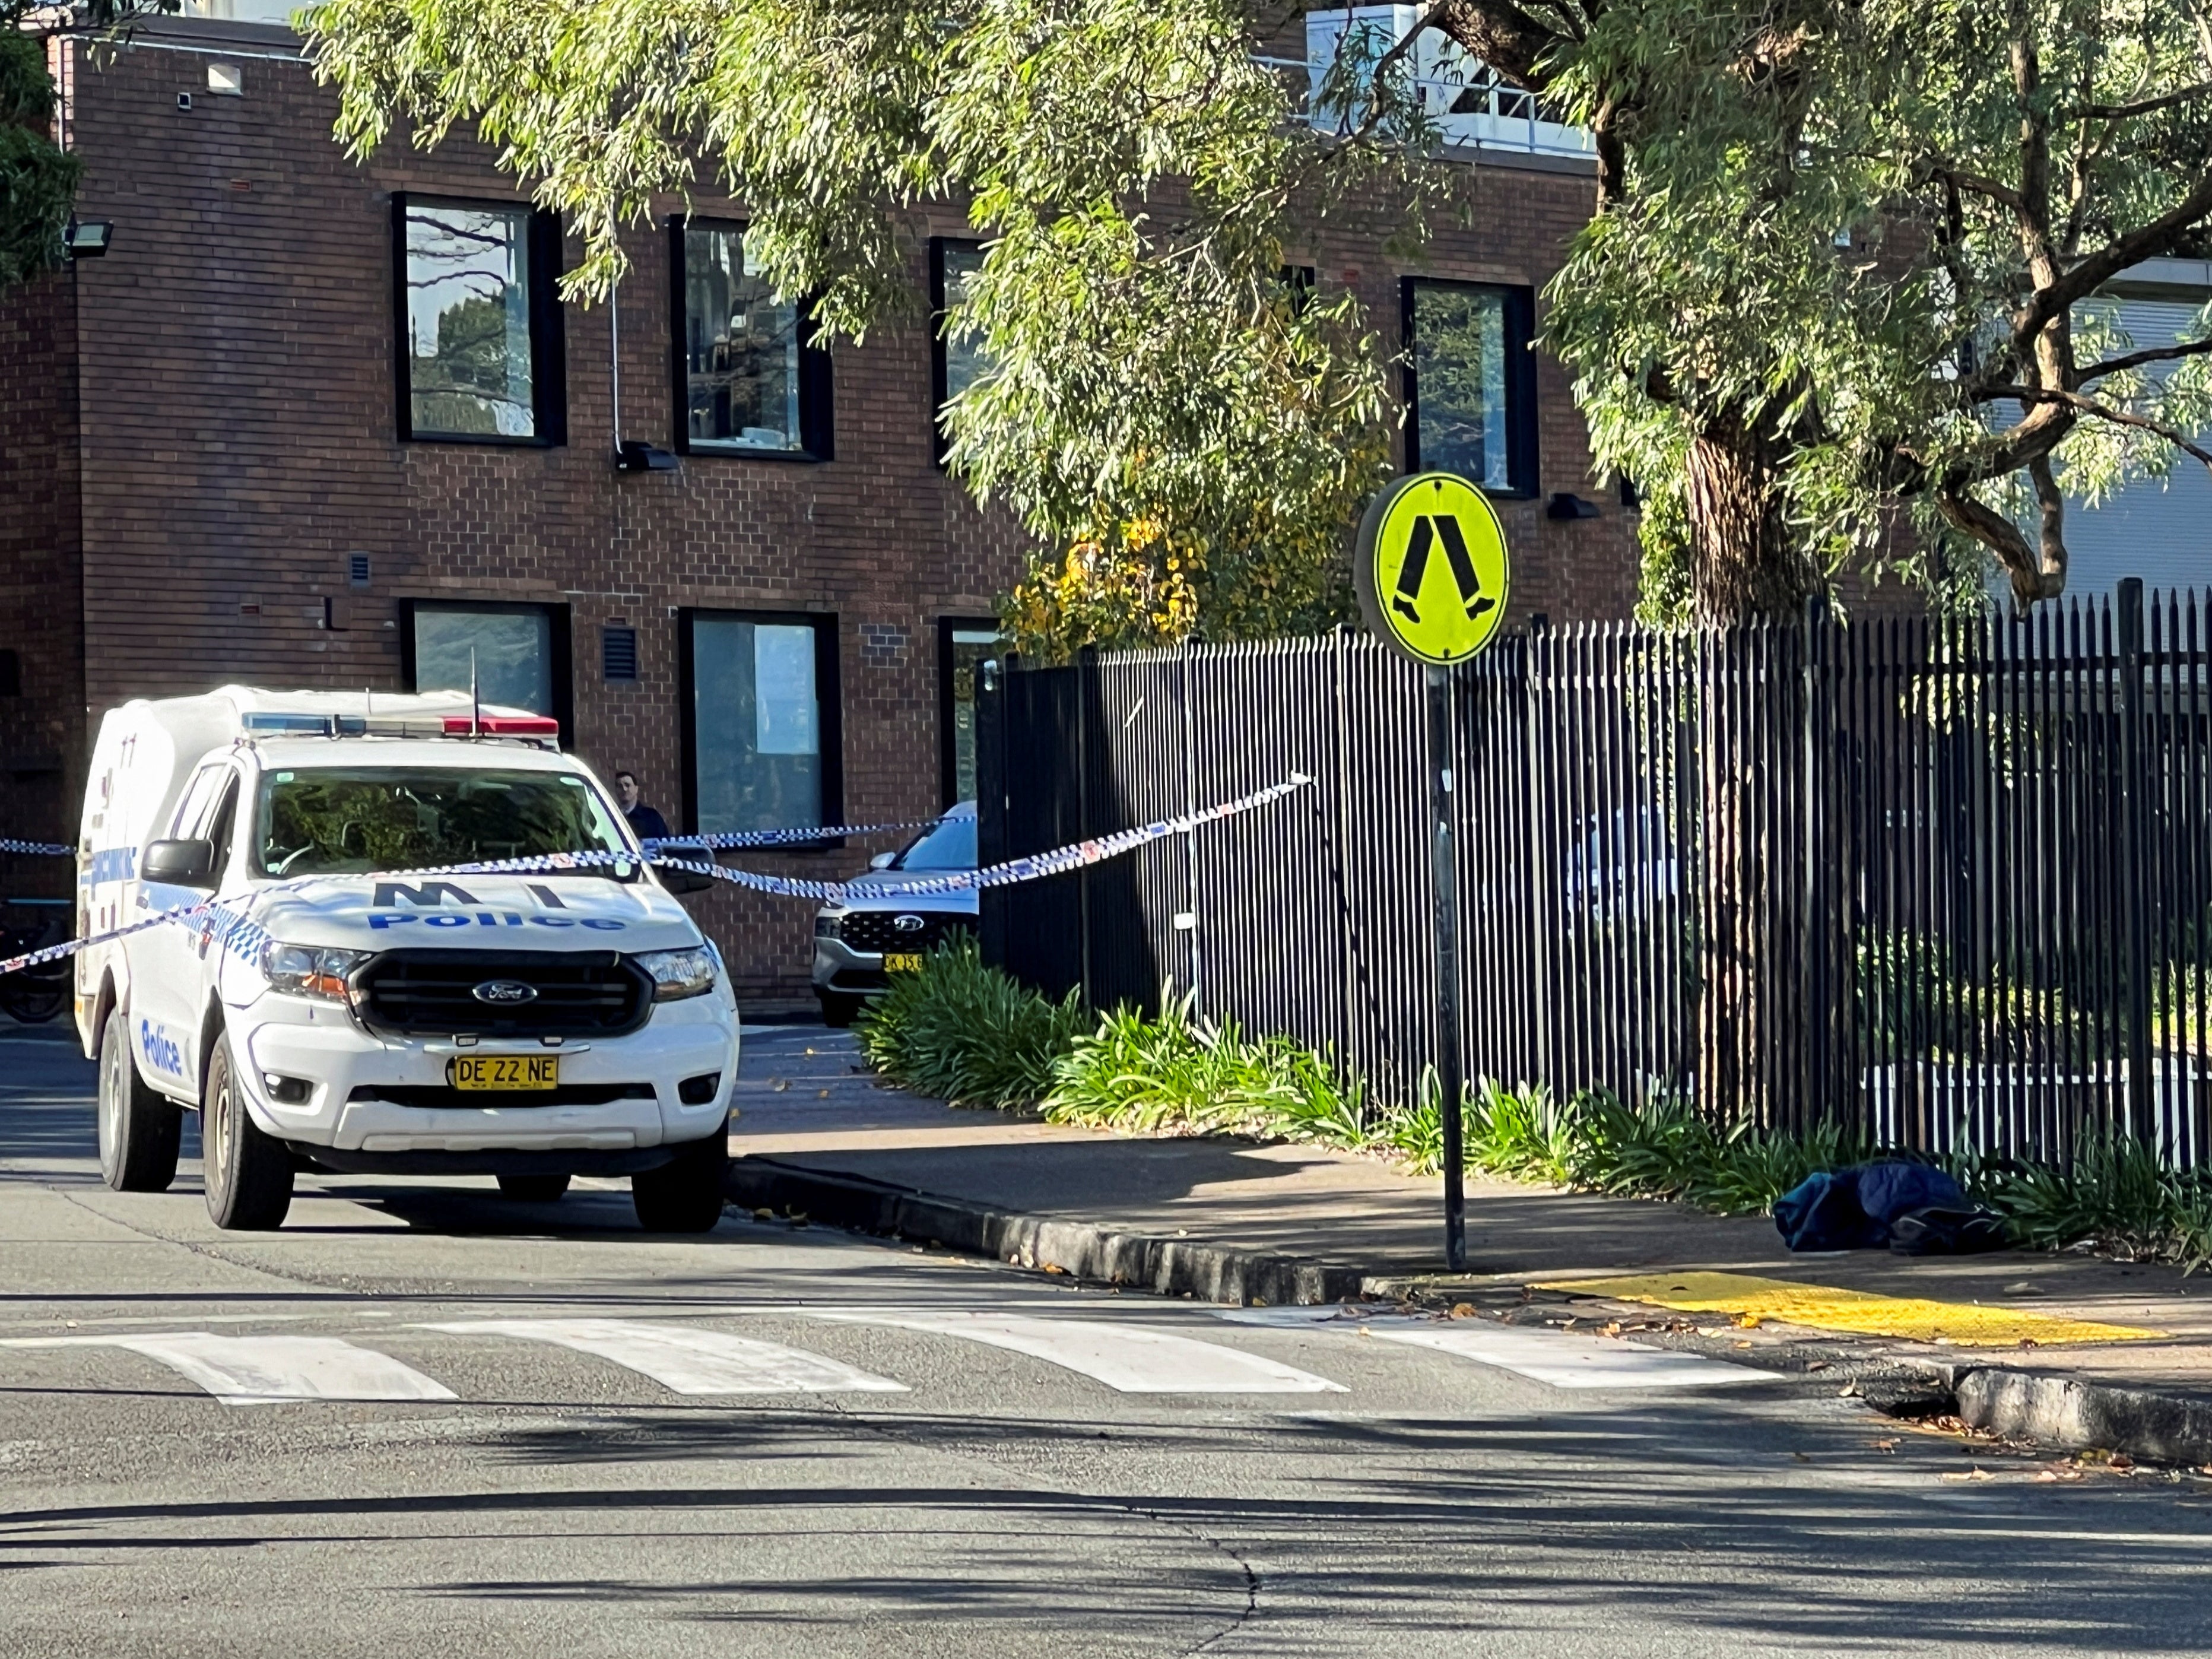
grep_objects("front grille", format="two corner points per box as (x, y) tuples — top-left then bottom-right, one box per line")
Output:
(838, 911), (973, 954)
(348, 1083), (656, 1108)
(353, 950), (653, 1038)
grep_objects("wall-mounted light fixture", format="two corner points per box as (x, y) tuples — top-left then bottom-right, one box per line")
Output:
(65, 220), (115, 259)
(616, 440), (678, 472)
(1545, 492), (1601, 521)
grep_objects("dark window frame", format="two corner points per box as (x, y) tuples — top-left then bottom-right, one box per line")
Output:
(937, 615), (1001, 808)
(1399, 277), (1538, 497)
(398, 598), (575, 746)
(676, 608), (844, 840)
(391, 194), (569, 448)
(666, 217), (834, 462)
(930, 236), (986, 468)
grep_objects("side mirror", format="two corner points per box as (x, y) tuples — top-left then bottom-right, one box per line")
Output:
(657, 863), (718, 896)
(868, 851), (896, 871)
(142, 838), (215, 888)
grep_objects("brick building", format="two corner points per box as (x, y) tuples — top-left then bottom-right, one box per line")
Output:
(0, 7), (1638, 1004)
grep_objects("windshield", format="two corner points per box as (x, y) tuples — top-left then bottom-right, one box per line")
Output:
(893, 813), (977, 872)
(253, 767), (634, 878)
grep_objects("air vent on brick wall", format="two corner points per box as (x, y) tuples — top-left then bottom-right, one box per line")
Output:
(602, 626), (639, 681)
(348, 553), (371, 587)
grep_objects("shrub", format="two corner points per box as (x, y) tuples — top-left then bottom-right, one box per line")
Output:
(856, 936), (1086, 1109)
(1043, 993), (1365, 1146)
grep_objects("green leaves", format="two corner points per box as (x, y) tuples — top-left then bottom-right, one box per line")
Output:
(856, 936), (1087, 1109)
(0, 24), (79, 290)
(302, 0), (1404, 651)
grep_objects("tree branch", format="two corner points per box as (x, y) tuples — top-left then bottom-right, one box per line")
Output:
(2063, 83), (2212, 121)
(2080, 335), (2212, 380)
(2013, 168), (2212, 348)
(1989, 382), (2212, 468)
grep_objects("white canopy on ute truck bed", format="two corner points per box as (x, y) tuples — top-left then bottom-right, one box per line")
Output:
(78, 686), (556, 866)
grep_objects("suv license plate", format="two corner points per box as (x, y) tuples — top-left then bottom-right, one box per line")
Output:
(883, 953), (923, 973)
(449, 1055), (560, 1091)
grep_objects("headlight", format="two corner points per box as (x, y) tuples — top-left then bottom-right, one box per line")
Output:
(814, 910), (842, 938)
(634, 946), (716, 1002)
(260, 941), (366, 1001)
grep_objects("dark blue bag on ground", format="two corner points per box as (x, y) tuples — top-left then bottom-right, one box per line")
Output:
(1772, 1169), (1886, 1251)
(1773, 1162), (1974, 1252)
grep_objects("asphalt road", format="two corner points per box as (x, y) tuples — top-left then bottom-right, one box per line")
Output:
(4, 1022), (2211, 1658)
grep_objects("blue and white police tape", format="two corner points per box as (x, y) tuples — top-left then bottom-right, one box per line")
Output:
(648, 775), (1312, 902)
(0, 776), (1309, 976)
(0, 823), (941, 859)
(645, 818), (943, 854)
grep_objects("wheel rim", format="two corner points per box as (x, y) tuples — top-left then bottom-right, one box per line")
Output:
(205, 1064), (229, 1198)
(98, 1026), (122, 1179)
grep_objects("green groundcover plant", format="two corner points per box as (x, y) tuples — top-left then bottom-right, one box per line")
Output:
(862, 940), (2212, 1270)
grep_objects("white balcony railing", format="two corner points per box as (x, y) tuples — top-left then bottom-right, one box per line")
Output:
(1300, 5), (1594, 160)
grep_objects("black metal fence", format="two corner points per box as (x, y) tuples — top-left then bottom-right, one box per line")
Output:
(976, 579), (2212, 1169)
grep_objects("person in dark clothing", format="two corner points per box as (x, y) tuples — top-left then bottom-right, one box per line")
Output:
(614, 770), (670, 841)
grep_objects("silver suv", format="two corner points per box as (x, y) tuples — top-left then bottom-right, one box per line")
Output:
(811, 804), (976, 1025)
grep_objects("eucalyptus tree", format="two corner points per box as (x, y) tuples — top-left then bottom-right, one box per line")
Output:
(1427, 0), (2212, 620)
(304, 0), (1410, 655)
(1, 4), (83, 288)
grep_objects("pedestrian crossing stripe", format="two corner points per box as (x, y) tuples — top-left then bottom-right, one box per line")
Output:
(418, 1318), (906, 1394)
(801, 1310), (1348, 1393)
(0, 1333), (456, 1404)
(1534, 1271), (2165, 1347)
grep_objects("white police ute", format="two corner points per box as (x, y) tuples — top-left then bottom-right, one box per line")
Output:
(74, 687), (738, 1233)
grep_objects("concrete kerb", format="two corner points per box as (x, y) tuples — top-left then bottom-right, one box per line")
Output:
(722, 1156), (2212, 1467)
(1379, 1273), (2212, 1468)
(723, 1156), (1364, 1306)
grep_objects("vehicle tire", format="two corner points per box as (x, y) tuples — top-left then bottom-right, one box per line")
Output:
(97, 1007), (182, 1193)
(497, 1172), (570, 1203)
(631, 1126), (728, 1233)
(817, 990), (865, 1029)
(201, 1032), (294, 1231)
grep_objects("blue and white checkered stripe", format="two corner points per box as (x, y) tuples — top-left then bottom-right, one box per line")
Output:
(644, 819), (941, 854)
(0, 778), (1307, 975)
(647, 776), (1312, 902)
(1, 839), (73, 857)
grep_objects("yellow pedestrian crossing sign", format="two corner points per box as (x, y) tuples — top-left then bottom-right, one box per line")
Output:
(1355, 472), (1512, 665)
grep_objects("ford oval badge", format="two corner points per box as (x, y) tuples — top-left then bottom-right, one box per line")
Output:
(472, 980), (538, 1005)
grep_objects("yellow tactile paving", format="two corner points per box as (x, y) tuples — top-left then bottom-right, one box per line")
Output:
(1534, 1270), (2164, 1347)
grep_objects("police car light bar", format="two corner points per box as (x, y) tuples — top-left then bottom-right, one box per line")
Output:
(238, 711), (561, 740)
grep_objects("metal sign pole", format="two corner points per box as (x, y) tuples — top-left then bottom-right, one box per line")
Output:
(1356, 471), (1504, 1279)
(1427, 662), (1467, 1271)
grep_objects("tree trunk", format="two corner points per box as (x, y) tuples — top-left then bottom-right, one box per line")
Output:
(1681, 426), (1812, 1128)
(1695, 625), (1804, 1131)
(1683, 426), (1819, 625)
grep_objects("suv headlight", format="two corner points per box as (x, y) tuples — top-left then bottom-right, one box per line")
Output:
(260, 941), (366, 1001)
(634, 946), (716, 1002)
(814, 909), (842, 938)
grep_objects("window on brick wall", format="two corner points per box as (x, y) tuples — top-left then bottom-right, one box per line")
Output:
(931, 239), (991, 464)
(1401, 279), (1537, 496)
(680, 611), (842, 836)
(394, 196), (567, 445)
(669, 220), (833, 459)
(402, 601), (574, 741)
(938, 618), (1001, 807)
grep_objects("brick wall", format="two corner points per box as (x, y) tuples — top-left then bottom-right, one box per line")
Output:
(17, 17), (1638, 1001)
(0, 259), (84, 902)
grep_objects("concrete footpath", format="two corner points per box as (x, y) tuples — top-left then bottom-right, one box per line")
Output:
(729, 1024), (2212, 1467)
